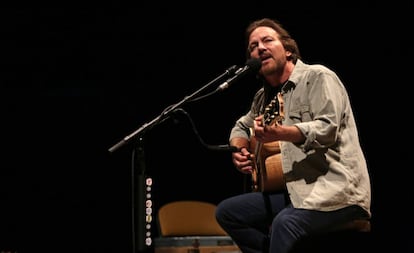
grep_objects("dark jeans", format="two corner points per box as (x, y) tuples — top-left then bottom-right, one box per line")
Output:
(215, 191), (367, 253)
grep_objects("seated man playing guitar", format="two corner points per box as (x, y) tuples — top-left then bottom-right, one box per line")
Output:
(215, 18), (372, 253)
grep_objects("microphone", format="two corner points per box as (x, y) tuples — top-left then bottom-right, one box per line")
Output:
(216, 58), (262, 91)
(225, 65), (239, 76)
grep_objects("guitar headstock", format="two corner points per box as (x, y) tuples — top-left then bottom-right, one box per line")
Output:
(263, 93), (284, 125)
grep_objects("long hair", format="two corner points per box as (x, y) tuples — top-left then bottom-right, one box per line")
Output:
(244, 18), (301, 63)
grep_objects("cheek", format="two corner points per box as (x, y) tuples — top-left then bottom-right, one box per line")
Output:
(249, 51), (260, 59)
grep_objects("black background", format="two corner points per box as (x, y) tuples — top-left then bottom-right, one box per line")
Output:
(1, 3), (412, 253)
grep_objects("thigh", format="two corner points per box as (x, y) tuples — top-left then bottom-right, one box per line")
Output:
(274, 205), (367, 234)
(217, 192), (286, 230)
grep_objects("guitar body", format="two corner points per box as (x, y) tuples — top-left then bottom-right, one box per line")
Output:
(250, 92), (285, 193)
(250, 139), (285, 192)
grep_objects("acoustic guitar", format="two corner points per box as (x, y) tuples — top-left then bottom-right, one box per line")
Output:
(249, 92), (285, 193)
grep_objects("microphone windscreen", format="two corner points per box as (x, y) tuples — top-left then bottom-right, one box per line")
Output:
(246, 58), (262, 72)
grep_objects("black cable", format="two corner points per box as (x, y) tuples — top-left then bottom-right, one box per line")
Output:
(172, 108), (239, 152)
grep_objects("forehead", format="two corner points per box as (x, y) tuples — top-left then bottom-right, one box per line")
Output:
(249, 26), (279, 41)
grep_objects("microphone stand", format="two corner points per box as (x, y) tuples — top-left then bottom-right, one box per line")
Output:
(108, 65), (237, 253)
(108, 65), (236, 153)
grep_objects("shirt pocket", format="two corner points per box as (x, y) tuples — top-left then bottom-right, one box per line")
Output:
(288, 105), (312, 123)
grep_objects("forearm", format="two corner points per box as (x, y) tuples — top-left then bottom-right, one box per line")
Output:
(278, 125), (305, 144)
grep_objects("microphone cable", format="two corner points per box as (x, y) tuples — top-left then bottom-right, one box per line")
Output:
(171, 107), (239, 152)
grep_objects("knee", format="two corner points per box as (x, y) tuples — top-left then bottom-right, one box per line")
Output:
(215, 201), (227, 223)
(215, 199), (237, 226)
(271, 213), (297, 234)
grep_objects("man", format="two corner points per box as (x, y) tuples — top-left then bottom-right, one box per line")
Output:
(215, 18), (371, 253)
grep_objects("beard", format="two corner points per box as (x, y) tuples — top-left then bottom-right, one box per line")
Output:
(261, 58), (285, 77)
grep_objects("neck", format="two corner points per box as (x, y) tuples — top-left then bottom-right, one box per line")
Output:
(265, 61), (294, 87)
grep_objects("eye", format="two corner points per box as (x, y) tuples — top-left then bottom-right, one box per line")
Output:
(263, 37), (274, 44)
(248, 43), (258, 53)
